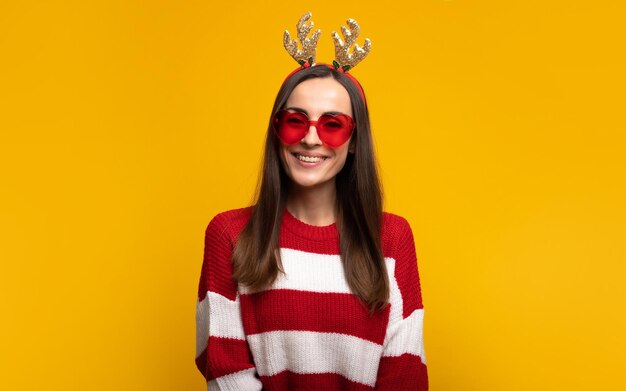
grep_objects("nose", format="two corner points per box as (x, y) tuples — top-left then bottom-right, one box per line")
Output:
(300, 121), (323, 146)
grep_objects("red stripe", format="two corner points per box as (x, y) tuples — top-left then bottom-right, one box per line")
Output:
(195, 348), (208, 382)
(376, 354), (428, 390)
(199, 215), (239, 301)
(260, 370), (374, 391)
(240, 289), (390, 344)
(198, 207), (255, 301)
(205, 336), (256, 380)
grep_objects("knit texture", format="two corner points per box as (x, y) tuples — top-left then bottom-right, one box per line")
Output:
(195, 206), (428, 390)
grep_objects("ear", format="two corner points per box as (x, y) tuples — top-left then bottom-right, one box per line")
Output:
(348, 137), (356, 154)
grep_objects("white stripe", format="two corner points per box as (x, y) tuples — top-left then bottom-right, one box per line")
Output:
(382, 308), (426, 364)
(247, 330), (383, 387)
(239, 248), (398, 297)
(207, 368), (263, 390)
(239, 248), (350, 294)
(384, 258), (403, 334)
(196, 291), (245, 357)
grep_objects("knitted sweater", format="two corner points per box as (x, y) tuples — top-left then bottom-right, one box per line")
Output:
(195, 206), (428, 390)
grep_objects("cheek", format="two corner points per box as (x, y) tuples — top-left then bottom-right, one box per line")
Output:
(332, 146), (350, 169)
(279, 145), (298, 176)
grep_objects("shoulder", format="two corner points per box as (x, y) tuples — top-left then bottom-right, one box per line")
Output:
(381, 212), (415, 261)
(382, 211), (412, 233)
(381, 211), (414, 256)
(205, 205), (254, 244)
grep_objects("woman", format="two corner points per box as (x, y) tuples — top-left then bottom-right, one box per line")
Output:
(195, 14), (428, 390)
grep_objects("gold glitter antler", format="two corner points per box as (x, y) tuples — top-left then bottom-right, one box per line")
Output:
(332, 18), (371, 72)
(283, 12), (321, 67)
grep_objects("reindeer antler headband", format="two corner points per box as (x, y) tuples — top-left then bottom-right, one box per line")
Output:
(282, 12), (371, 100)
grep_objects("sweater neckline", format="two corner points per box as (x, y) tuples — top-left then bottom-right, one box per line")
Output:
(282, 207), (338, 240)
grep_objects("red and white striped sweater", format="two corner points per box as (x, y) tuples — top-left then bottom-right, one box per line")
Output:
(195, 206), (428, 390)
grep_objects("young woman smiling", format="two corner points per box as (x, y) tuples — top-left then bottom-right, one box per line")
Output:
(195, 14), (428, 391)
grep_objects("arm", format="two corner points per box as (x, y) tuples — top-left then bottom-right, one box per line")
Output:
(376, 217), (428, 390)
(195, 213), (263, 390)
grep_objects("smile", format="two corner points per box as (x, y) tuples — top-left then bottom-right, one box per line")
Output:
(292, 153), (329, 163)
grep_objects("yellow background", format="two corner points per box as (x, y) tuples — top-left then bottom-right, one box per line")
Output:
(1, 0), (624, 389)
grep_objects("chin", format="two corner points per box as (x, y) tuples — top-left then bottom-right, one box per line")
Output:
(289, 175), (333, 189)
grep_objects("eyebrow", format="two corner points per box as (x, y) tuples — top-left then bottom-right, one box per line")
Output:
(285, 106), (345, 116)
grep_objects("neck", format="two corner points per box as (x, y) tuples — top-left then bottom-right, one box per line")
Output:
(286, 179), (337, 226)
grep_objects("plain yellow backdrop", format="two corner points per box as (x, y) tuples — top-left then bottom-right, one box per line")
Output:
(1, 0), (624, 389)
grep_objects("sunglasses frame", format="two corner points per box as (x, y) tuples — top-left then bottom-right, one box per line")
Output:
(272, 109), (356, 148)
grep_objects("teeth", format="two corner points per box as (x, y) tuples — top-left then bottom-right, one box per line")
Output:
(296, 154), (326, 163)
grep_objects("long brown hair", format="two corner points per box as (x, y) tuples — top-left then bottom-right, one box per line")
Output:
(232, 65), (388, 313)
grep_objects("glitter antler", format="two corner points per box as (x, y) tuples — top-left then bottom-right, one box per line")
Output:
(283, 12), (321, 67)
(332, 18), (371, 72)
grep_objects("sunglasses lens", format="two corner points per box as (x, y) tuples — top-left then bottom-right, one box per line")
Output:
(273, 110), (355, 147)
(317, 114), (354, 148)
(274, 111), (308, 144)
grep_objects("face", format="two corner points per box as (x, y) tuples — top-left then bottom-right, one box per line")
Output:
(278, 77), (355, 191)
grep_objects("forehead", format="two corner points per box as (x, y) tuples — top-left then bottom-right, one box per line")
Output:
(286, 77), (353, 116)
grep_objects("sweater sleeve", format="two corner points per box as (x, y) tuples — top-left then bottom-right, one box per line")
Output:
(376, 217), (428, 390)
(195, 213), (263, 390)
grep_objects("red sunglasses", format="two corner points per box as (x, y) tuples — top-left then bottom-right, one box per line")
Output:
(272, 110), (355, 148)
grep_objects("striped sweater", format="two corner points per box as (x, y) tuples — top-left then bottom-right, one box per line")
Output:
(195, 206), (428, 390)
